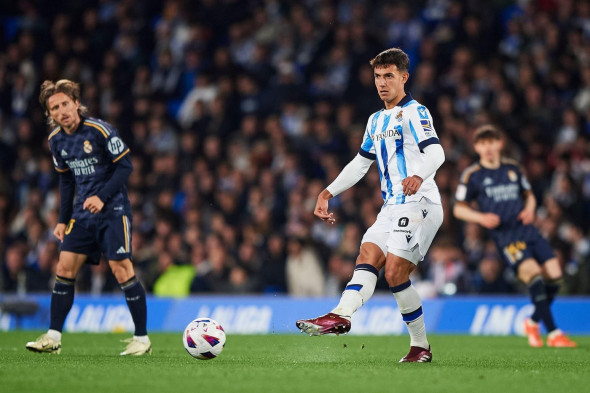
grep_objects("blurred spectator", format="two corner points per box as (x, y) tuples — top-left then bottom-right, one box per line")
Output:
(286, 237), (324, 297)
(472, 256), (516, 294)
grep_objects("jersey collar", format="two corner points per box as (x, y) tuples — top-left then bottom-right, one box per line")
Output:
(396, 92), (413, 107)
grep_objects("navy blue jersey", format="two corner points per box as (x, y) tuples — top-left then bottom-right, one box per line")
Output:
(455, 158), (538, 246)
(48, 117), (131, 219)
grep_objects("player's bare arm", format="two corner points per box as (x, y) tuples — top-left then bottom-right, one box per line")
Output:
(517, 190), (536, 225)
(314, 189), (335, 224)
(315, 153), (374, 224)
(453, 201), (501, 229)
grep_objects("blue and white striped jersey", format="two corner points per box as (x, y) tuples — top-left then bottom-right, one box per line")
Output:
(359, 93), (441, 205)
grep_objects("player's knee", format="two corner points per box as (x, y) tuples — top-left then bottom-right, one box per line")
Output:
(357, 243), (385, 269)
(542, 258), (563, 280)
(384, 264), (409, 287)
(518, 259), (542, 284)
(109, 259), (135, 283)
(56, 262), (76, 279)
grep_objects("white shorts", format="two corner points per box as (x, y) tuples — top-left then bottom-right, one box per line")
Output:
(361, 197), (443, 264)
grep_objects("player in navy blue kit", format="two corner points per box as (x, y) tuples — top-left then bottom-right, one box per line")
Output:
(454, 125), (576, 348)
(26, 80), (151, 355)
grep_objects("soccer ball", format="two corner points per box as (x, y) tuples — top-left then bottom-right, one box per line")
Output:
(182, 318), (226, 360)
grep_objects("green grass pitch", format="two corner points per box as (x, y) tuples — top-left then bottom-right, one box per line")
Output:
(1, 332), (589, 393)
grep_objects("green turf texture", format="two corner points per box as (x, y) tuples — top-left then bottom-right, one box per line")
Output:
(1, 332), (589, 393)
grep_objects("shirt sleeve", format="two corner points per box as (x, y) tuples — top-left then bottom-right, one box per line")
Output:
(358, 114), (377, 160)
(49, 140), (70, 173)
(519, 168), (532, 192)
(407, 105), (440, 152)
(455, 168), (478, 203)
(102, 122), (130, 162)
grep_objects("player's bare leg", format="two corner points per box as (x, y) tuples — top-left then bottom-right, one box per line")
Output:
(296, 243), (385, 336)
(26, 252), (86, 354)
(110, 258), (151, 355)
(386, 253), (431, 363)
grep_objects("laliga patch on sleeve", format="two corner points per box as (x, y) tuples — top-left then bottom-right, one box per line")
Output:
(420, 119), (433, 132)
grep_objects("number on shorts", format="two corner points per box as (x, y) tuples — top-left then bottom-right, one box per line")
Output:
(65, 219), (75, 235)
(503, 241), (526, 264)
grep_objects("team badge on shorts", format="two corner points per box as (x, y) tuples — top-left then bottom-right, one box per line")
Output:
(83, 140), (93, 153)
(507, 170), (518, 182)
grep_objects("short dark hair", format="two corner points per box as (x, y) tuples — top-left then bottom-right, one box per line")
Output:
(473, 125), (502, 143)
(369, 48), (410, 72)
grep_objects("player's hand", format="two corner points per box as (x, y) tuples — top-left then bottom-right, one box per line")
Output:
(479, 213), (501, 229)
(83, 196), (104, 214)
(402, 175), (423, 196)
(518, 207), (535, 225)
(54, 223), (67, 242)
(314, 192), (335, 224)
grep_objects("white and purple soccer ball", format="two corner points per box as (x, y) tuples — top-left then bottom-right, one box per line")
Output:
(182, 318), (226, 360)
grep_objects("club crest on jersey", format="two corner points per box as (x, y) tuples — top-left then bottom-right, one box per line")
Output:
(395, 110), (403, 122)
(83, 140), (93, 154)
(507, 170), (518, 182)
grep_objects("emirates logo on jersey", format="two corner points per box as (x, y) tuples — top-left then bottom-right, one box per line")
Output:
(83, 140), (93, 154)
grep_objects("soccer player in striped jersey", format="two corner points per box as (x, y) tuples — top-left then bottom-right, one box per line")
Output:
(296, 48), (445, 363)
(25, 80), (151, 355)
(453, 125), (576, 347)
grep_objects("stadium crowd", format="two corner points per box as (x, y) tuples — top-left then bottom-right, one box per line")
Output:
(1, 0), (590, 298)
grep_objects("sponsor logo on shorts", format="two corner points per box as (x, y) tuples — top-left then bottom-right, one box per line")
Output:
(406, 235), (413, 243)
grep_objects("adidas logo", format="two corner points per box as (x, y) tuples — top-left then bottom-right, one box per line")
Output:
(116, 246), (127, 254)
(61, 149), (68, 156)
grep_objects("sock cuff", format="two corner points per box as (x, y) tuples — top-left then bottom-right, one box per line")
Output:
(120, 276), (139, 290)
(56, 275), (75, 285)
(390, 280), (411, 293)
(528, 275), (543, 288)
(401, 306), (423, 323)
(355, 263), (379, 277)
(545, 277), (563, 286)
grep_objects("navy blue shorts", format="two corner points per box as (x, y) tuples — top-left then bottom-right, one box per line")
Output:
(498, 231), (555, 270)
(60, 215), (132, 264)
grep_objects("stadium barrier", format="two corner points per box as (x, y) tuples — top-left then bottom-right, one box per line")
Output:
(1, 294), (589, 335)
